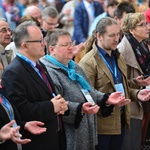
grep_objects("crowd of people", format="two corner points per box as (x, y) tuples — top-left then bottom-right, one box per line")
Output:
(0, 0), (150, 150)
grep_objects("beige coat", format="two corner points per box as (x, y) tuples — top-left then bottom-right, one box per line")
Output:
(79, 42), (138, 134)
(117, 36), (143, 119)
(0, 44), (12, 78)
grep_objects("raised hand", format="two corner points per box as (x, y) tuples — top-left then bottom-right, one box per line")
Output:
(107, 92), (126, 105)
(73, 42), (85, 56)
(82, 102), (100, 114)
(0, 120), (18, 141)
(137, 89), (150, 101)
(24, 121), (47, 135)
(11, 133), (31, 144)
(136, 75), (150, 86)
(117, 99), (131, 107)
(0, 120), (31, 144)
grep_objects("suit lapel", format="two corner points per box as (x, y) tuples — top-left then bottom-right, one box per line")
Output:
(16, 56), (52, 95)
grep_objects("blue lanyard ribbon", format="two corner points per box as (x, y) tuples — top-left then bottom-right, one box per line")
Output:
(0, 93), (19, 128)
(17, 52), (43, 78)
(98, 51), (118, 83)
(0, 94), (14, 120)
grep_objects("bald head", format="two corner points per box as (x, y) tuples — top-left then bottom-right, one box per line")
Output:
(24, 6), (43, 26)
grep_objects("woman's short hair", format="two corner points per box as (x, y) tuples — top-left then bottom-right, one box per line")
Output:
(46, 29), (71, 51)
(122, 13), (146, 34)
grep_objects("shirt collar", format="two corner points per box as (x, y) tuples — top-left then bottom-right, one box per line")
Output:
(83, 0), (93, 8)
(17, 52), (36, 68)
(96, 44), (116, 57)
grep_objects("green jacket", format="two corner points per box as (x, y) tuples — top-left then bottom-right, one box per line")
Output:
(79, 42), (139, 134)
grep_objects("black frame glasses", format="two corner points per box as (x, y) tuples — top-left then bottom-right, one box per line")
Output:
(24, 38), (45, 45)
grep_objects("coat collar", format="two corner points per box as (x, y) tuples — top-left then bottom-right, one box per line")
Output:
(117, 36), (143, 73)
(92, 42), (127, 86)
(16, 56), (54, 95)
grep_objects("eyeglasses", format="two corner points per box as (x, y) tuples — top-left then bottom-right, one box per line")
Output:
(54, 41), (75, 47)
(0, 28), (11, 33)
(44, 20), (59, 27)
(24, 38), (45, 45)
(136, 22), (150, 27)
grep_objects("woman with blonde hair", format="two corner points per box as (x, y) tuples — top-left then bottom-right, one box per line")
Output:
(117, 12), (150, 149)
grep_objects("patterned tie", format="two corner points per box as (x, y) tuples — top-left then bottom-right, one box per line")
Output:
(36, 63), (53, 92)
(36, 63), (62, 131)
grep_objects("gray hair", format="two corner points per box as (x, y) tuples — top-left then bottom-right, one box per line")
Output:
(46, 29), (71, 52)
(12, 21), (37, 49)
(96, 17), (118, 35)
(42, 6), (58, 20)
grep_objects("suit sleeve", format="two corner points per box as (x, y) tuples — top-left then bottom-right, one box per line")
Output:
(2, 68), (56, 122)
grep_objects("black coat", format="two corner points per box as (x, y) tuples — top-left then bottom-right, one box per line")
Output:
(2, 56), (66, 150)
(0, 88), (24, 150)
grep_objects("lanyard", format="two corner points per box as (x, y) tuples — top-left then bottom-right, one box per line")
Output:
(17, 52), (35, 67)
(0, 93), (20, 141)
(0, 94), (14, 120)
(17, 52), (43, 78)
(98, 50), (119, 83)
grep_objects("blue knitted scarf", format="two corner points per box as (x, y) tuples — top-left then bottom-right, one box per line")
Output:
(46, 54), (91, 91)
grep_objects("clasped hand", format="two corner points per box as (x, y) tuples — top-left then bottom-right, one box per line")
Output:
(51, 94), (68, 115)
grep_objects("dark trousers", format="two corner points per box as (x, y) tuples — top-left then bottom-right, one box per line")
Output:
(96, 126), (125, 150)
(142, 113), (150, 145)
(122, 118), (142, 150)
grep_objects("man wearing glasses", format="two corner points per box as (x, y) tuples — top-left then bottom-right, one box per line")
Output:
(41, 6), (59, 37)
(1, 20), (68, 150)
(0, 18), (13, 78)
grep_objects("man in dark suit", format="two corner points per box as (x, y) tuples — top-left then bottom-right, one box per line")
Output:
(1, 21), (68, 150)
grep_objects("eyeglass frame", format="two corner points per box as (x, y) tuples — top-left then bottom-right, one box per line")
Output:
(136, 22), (150, 28)
(0, 28), (12, 33)
(44, 19), (59, 27)
(24, 38), (46, 45)
(53, 41), (76, 47)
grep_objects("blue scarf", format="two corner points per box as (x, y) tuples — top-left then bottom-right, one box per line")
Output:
(46, 55), (91, 91)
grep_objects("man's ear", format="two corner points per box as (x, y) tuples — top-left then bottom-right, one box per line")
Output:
(21, 42), (28, 52)
(96, 32), (102, 41)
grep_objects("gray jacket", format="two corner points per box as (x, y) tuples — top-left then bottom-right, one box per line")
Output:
(40, 56), (107, 150)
